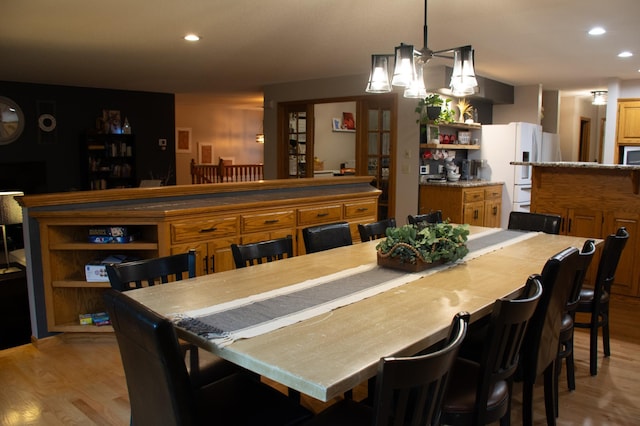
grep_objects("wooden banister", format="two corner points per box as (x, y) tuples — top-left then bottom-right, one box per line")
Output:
(191, 159), (263, 184)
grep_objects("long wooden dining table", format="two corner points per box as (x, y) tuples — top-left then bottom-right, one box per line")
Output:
(126, 226), (598, 402)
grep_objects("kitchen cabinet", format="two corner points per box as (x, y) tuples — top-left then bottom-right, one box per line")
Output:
(22, 177), (380, 336)
(419, 183), (502, 227)
(530, 163), (640, 297)
(616, 99), (640, 144)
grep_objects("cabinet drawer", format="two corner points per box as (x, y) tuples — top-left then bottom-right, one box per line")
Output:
(513, 185), (531, 203)
(297, 205), (342, 225)
(463, 189), (484, 203)
(171, 216), (238, 244)
(344, 200), (377, 219)
(241, 210), (295, 233)
(484, 186), (502, 200)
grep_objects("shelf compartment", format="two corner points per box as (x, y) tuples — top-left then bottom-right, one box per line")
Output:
(52, 280), (111, 288)
(420, 143), (480, 150)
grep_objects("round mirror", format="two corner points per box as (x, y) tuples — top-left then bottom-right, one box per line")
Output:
(0, 96), (25, 145)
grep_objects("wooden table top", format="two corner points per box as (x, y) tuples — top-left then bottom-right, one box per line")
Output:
(127, 228), (597, 402)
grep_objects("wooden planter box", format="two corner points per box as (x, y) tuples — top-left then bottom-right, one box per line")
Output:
(377, 251), (445, 272)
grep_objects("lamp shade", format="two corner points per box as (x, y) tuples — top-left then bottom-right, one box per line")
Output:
(366, 55), (392, 93)
(391, 44), (415, 88)
(403, 61), (427, 98)
(450, 47), (478, 96)
(592, 91), (607, 105)
(0, 191), (23, 225)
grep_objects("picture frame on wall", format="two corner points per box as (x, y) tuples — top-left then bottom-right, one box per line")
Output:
(176, 128), (192, 153)
(198, 142), (214, 164)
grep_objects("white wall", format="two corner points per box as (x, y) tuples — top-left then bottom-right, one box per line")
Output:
(314, 102), (356, 171)
(174, 97), (264, 185)
(493, 85), (542, 125)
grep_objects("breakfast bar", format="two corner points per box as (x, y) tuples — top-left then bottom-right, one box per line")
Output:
(517, 161), (640, 297)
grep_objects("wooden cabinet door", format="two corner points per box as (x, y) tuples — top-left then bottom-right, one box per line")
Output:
(172, 237), (238, 275)
(566, 209), (602, 238)
(463, 201), (485, 226)
(484, 199), (501, 228)
(617, 100), (640, 144)
(603, 212), (640, 296)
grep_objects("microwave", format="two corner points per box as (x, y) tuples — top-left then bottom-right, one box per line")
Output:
(622, 146), (640, 165)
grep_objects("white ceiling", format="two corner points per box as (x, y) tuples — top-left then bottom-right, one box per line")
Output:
(2, 0), (639, 106)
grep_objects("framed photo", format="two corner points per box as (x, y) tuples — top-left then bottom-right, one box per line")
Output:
(198, 142), (214, 164)
(332, 118), (341, 131)
(176, 128), (192, 153)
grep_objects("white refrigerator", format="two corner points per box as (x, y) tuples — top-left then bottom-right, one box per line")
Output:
(468, 122), (542, 229)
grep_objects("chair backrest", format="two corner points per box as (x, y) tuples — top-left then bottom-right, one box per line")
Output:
(358, 218), (397, 242)
(231, 236), (293, 268)
(408, 211), (443, 226)
(103, 289), (197, 425)
(507, 211), (562, 234)
(591, 227), (629, 305)
(302, 221), (353, 254)
(469, 276), (543, 424)
(565, 239), (596, 313)
(106, 250), (196, 291)
(520, 246), (580, 381)
(372, 312), (470, 426)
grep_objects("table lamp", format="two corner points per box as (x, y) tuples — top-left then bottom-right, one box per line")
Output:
(0, 191), (24, 274)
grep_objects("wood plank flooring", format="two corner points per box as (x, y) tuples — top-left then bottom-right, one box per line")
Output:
(1, 294), (638, 425)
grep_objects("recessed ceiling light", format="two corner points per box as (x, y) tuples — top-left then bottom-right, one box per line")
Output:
(588, 27), (606, 36)
(184, 34), (200, 42)
(618, 51), (633, 58)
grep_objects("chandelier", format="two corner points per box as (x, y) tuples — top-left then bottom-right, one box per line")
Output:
(365, 0), (479, 98)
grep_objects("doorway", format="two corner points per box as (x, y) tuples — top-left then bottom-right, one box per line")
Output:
(579, 117), (592, 162)
(278, 94), (397, 219)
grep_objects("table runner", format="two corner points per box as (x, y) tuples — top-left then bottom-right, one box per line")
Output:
(173, 229), (538, 346)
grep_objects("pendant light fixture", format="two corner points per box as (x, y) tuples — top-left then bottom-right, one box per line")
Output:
(365, 0), (478, 98)
(591, 91), (607, 105)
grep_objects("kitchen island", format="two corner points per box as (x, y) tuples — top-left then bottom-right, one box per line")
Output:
(517, 161), (640, 297)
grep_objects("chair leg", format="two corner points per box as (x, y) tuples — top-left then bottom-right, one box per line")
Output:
(543, 363), (557, 426)
(589, 322), (599, 376)
(566, 351), (575, 391)
(522, 380), (534, 426)
(602, 311), (611, 357)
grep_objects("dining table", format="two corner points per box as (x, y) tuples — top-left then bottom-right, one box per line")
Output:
(126, 226), (598, 402)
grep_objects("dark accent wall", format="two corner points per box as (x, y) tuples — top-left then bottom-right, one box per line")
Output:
(0, 80), (176, 193)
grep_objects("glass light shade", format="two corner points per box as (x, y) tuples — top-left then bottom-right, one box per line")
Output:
(592, 91), (607, 105)
(256, 133), (265, 143)
(450, 47), (478, 96)
(366, 55), (391, 93)
(0, 191), (23, 225)
(403, 62), (427, 98)
(391, 44), (415, 87)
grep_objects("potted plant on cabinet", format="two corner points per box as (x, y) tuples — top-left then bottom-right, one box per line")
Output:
(415, 93), (444, 123)
(376, 222), (469, 272)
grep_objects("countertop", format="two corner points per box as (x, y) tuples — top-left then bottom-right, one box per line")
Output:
(511, 161), (640, 171)
(420, 179), (503, 188)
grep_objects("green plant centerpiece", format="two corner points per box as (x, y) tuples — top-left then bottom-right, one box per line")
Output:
(376, 222), (470, 272)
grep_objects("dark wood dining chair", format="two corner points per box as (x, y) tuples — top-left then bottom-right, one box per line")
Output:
(105, 249), (196, 292)
(507, 211), (562, 234)
(357, 218), (396, 242)
(519, 246), (581, 426)
(105, 250), (238, 387)
(103, 289), (312, 426)
(575, 227), (629, 376)
(407, 210), (443, 226)
(441, 276), (543, 426)
(555, 239), (596, 416)
(302, 221), (352, 254)
(303, 312), (470, 426)
(231, 235), (293, 268)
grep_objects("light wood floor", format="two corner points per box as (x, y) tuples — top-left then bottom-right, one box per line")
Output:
(1, 295), (639, 425)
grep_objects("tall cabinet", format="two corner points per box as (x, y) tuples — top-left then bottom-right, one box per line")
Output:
(84, 133), (136, 190)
